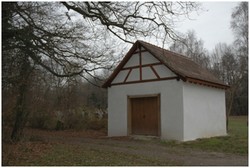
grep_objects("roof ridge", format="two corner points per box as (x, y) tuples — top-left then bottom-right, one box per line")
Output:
(138, 40), (193, 62)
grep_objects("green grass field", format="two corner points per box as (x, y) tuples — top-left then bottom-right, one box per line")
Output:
(163, 116), (248, 155)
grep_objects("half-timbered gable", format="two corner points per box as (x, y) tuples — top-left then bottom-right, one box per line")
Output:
(110, 45), (177, 86)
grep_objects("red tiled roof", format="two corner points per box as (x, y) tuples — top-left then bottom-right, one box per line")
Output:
(102, 40), (229, 89)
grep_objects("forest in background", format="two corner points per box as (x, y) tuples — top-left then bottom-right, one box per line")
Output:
(2, 2), (248, 141)
(3, 74), (108, 130)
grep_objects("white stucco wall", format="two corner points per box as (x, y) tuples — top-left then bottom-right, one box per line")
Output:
(182, 83), (227, 141)
(111, 70), (129, 84)
(142, 67), (157, 80)
(141, 52), (160, 65)
(124, 53), (139, 68)
(108, 79), (184, 141)
(153, 65), (175, 78)
(108, 47), (227, 141)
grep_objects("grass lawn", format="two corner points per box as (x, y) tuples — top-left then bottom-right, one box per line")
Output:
(31, 144), (177, 166)
(162, 116), (248, 155)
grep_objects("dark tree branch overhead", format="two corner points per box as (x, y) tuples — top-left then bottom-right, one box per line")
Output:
(3, 2), (115, 80)
(61, 1), (200, 44)
(3, 0), (201, 96)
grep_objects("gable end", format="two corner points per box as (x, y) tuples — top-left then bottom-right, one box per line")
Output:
(102, 41), (179, 88)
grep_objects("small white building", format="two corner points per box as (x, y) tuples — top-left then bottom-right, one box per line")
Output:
(102, 40), (229, 141)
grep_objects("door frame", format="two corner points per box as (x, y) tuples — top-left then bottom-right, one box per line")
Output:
(127, 94), (161, 136)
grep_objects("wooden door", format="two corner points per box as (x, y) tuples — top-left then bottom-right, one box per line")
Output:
(130, 96), (159, 136)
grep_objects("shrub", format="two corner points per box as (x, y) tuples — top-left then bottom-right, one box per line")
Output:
(87, 118), (107, 130)
(28, 110), (56, 130)
(55, 120), (65, 130)
(63, 109), (86, 130)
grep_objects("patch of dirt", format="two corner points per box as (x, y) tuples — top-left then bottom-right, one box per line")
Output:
(3, 128), (248, 166)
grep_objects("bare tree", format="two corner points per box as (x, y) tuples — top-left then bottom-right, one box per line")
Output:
(231, 2), (248, 53)
(230, 2), (248, 116)
(169, 30), (210, 69)
(61, 2), (201, 43)
(2, 2), (114, 141)
(2, 2), (201, 141)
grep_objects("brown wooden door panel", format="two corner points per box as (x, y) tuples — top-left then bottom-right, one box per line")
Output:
(131, 96), (159, 136)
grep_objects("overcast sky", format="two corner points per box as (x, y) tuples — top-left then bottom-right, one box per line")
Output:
(175, 1), (239, 52)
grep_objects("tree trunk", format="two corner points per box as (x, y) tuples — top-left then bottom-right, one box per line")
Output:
(11, 57), (31, 142)
(226, 86), (235, 132)
(11, 82), (29, 142)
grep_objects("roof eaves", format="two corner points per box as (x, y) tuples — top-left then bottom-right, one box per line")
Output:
(186, 77), (230, 89)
